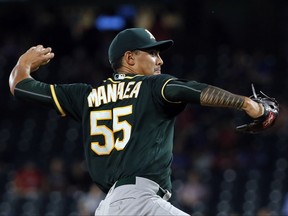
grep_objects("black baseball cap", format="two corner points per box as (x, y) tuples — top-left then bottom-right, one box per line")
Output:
(108, 28), (174, 64)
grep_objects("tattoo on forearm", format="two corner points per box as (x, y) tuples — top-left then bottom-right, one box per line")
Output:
(200, 86), (244, 109)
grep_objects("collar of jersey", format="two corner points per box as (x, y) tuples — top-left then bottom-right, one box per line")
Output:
(112, 73), (143, 81)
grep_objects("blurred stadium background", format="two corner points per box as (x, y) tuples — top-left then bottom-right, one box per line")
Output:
(0, 0), (288, 215)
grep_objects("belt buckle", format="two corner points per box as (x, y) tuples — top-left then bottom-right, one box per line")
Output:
(163, 189), (171, 200)
(158, 187), (171, 201)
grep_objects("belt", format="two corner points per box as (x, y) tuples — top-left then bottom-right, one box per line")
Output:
(114, 176), (171, 200)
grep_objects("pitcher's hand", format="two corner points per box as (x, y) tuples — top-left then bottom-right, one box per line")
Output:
(17, 45), (54, 72)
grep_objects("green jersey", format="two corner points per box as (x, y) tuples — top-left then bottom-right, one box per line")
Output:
(51, 73), (186, 193)
(15, 73), (206, 193)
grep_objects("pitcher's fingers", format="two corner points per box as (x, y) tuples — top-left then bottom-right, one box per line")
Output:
(44, 52), (55, 60)
(35, 45), (44, 50)
(42, 47), (53, 55)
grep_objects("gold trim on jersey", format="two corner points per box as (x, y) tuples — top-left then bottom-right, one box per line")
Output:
(107, 74), (144, 83)
(107, 78), (121, 83)
(50, 85), (66, 117)
(122, 75), (144, 79)
(161, 78), (182, 104)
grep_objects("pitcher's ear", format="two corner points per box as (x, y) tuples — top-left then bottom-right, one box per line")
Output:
(124, 51), (135, 65)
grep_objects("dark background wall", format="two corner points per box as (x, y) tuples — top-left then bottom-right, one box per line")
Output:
(0, 1), (288, 215)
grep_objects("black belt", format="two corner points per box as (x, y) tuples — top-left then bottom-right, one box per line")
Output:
(114, 177), (170, 200)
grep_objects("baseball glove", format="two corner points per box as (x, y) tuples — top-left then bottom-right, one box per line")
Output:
(236, 84), (279, 134)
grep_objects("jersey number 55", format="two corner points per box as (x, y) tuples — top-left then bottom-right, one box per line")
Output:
(90, 105), (132, 155)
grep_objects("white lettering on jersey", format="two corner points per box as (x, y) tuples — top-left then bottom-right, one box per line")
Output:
(87, 81), (142, 107)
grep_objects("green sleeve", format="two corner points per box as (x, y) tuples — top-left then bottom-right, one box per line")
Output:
(14, 78), (54, 108)
(163, 79), (208, 104)
(50, 83), (91, 121)
(14, 78), (92, 121)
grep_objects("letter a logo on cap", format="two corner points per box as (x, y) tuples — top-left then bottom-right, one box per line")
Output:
(145, 29), (155, 40)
